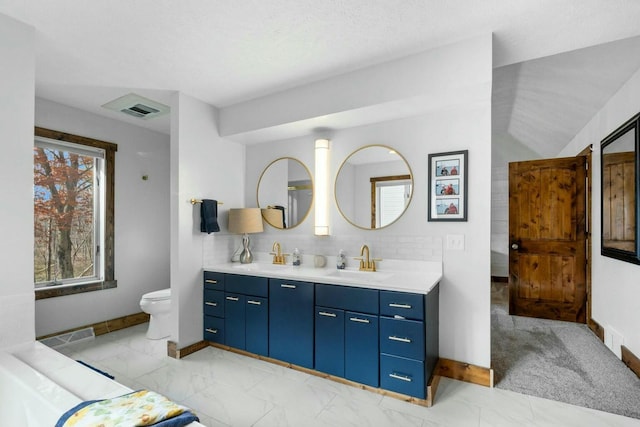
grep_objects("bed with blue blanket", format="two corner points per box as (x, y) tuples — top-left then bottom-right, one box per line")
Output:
(55, 389), (199, 427)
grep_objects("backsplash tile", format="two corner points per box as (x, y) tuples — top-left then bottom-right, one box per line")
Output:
(203, 233), (443, 266)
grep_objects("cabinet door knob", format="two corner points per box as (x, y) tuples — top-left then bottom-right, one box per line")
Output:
(205, 302), (218, 307)
(318, 311), (337, 317)
(247, 300), (261, 305)
(349, 317), (370, 324)
(511, 243), (519, 250)
(389, 303), (411, 309)
(281, 284), (297, 289)
(388, 335), (411, 343)
(389, 373), (412, 382)
(226, 296), (239, 301)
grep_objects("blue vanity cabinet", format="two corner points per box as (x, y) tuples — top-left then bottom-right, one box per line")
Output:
(245, 295), (268, 356)
(315, 283), (380, 387)
(203, 272), (225, 344)
(223, 293), (246, 350)
(224, 274), (269, 357)
(314, 307), (345, 377)
(345, 311), (379, 387)
(269, 278), (314, 369)
(379, 284), (439, 399)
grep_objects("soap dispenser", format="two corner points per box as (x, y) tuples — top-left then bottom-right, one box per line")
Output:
(337, 249), (346, 269)
(292, 248), (301, 266)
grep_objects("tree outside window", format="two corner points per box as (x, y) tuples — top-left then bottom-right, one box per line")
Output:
(34, 127), (117, 298)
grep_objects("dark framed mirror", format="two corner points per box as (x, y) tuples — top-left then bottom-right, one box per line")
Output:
(601, 112), (640, 264)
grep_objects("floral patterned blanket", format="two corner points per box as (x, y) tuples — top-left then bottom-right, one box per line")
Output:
(55, 389), (199, 427)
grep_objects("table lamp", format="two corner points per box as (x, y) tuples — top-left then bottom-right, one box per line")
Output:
(228, 208), (264, 263)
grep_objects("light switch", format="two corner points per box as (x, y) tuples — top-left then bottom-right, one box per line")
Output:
(446, 234), (465, 250)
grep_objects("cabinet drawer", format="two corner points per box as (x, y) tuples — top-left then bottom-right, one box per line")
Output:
(316, 283), (379, 314)
(204, 271), (225, 291)
(203, 290), (224, 317)
(380, 353), (425, 398)
(380, 317), (424, 360)
(380, 291), (423, 320)
(226, 274), (268, 297)
(204, 315), (224, 343)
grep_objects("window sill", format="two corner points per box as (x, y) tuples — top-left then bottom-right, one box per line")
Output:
(35, 280), (117, 300)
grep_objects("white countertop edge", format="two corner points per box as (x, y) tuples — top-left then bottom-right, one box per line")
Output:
(203, 260), (441, 295)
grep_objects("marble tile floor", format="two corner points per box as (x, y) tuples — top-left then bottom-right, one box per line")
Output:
(54, 323), (640, 427)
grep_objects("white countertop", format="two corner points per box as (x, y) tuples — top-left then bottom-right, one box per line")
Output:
(204, 256), (441, 294)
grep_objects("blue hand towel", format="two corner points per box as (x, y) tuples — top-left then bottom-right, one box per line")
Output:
(200, 199), (220, 233)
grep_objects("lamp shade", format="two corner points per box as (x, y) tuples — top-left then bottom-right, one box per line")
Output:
(228, 208), (264, 234)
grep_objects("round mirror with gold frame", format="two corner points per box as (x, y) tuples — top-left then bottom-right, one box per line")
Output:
(257, 157), (313, 229)
(335, 145), (413, 230)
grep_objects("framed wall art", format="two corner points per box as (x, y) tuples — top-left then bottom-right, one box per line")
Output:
(428, 150), (468, 221)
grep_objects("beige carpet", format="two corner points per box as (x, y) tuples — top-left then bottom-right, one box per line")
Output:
(491, 282), (640, 419)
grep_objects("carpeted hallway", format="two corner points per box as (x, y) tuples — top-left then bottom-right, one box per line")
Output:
(491, 281), (640, 419)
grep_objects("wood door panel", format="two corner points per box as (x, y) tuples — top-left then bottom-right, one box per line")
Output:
(509, 156), (586, 323)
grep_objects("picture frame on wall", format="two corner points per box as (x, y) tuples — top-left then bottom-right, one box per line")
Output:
(428, 150), (468, 221)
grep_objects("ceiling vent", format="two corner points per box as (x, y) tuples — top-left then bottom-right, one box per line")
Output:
(102, 93), (170, 120)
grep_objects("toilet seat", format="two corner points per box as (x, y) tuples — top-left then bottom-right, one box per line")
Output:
(142, 289), (171, 302)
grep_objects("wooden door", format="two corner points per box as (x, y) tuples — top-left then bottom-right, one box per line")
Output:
(509, 156), (587, 323)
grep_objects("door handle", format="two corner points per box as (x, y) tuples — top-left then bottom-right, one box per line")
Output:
(511, 243), (519, 250)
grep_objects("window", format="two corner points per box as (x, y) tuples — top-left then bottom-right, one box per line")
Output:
(370, 175), (412, 228)
(34, 127), (117, 299)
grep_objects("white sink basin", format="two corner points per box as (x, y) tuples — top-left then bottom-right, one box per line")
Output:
(231, 263), (290, 272)
(325, 269), (393, 282)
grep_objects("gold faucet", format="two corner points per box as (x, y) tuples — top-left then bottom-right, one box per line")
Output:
(270, 241), (288, 265)
(354, 244), (382, 272)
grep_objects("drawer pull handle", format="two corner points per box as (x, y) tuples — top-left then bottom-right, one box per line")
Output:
(205, 302), (218, 307)
(389, 373), (412, 382)
(389, 303), (412, 309)
(205, 280), (218, 284)
(389, 336), (411, 343)
(247, 300), (261, 305)
(226, 296), (239, 301)
(319, 311), (337, 317)
(349, 317), (370, 324)
(281, 284), (297, 289)
(205, 328), (218, 334)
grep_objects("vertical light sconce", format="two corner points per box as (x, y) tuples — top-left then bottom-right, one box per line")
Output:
(314, 138), (330, 236)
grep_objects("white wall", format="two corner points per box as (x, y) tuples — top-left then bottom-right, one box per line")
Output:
(241, 35), (493, 367)
(0, 13), (35, 348)
(559, 66), (640, 359)
(34, 98), (171, 337)
(170, 93), (245, 348)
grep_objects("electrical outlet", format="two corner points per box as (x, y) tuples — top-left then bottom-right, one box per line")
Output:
(446, 234), (465, 250)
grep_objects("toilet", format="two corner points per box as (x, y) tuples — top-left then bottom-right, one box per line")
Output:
(139, 288), (171, 339)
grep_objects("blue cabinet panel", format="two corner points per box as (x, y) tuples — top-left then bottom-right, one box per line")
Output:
(380, 353), (425, 398)
(379, 317), (425, 360)
(379, 291), (423, 320)
(226, 274), (268, 297)
(316, 283), (379, 314)
(269, 279), (314, 369)
(345, 311), (379, 387)
(203, 289), (224, 317)
(246, 296), (268, 356)
(204, 315), (224, 344)
(224, 293), (245, 350)
(315, 307), (345, 377)
(204, 271), (225, 291)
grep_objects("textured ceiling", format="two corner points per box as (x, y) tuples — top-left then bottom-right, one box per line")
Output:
(2, 0), (640, 153)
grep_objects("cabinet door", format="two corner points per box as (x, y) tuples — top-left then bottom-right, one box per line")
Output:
(269, 279), (314, 369)
(315, 307), (345, 377)
(345, 311), (379, 387)
(224, 293), (245, 350)
(246, 296), (268, 357)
